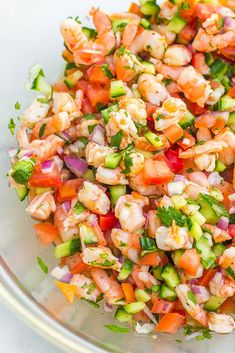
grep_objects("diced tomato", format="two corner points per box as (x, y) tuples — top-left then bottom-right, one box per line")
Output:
(177, 132), (195, 150)
(121, 283), (135, 303)
(195, 3), (215, 21)
(99, 212), (116, 231)
(88, 64), (113, 85)
(86, 83), (110, 108)
(56, 178), (83, 202)
(228, 224), (235, 241)
(81, 97), (96, 114)
(142, 157), (174, 185)
(164, 124), (184, 144)
(151, 299), (175, 314)
(71, 262), (88, 275)
(34, 222), (61, 245)
(139, 252), (161, 266)
(184, 99), (208, 116)
(178, 249), (201, 276)
(53, 82), (71, 93)
(64, 253), (83, 271)
(198, 269), (217, 287)
(75, 79), (89, 94)
(178, 24), (196, 42)
(156, 313), (185, 333)
(228, 86), (235, 98)
(165, 149), (184, 174)
(180, 0), (196, 20)
(116, 59), (135, 82)
(191, 53), (210, 75)
(219, 298), (235, 314)
(55, 281), (76, 304)
(146, 102), (157, 121)
(195, 114), (216, 128)
(29, 163), (62, 188)
(129, 2), (143, 17)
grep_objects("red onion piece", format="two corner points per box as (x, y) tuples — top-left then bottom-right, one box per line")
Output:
(60, 130), (72, 141)
(103, 302), (113, 313)
(61, 273), (73, 283)
(62, 201), (71, 213)
(57, 147), (64, 155)
(64, 155), (88, 177)
(41, 160), (54, 174)
(143, 306), (158, 325)
(174, 174), (185, 182)
(217, 216), (229, 231)
(191, 286), (202, 295)
(89, 125), (105, 145)
(8, 147), (18, 158)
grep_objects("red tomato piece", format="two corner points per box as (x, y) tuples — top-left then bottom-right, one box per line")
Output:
(165, 149), (184, 174)
(99, 212), (116, 231)
(143, 158), (174, 185)
(29, 163), (62, 188)
(34, 222), (60, 245)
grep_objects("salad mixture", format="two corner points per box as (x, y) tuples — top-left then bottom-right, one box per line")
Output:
(8, 0), (235, 338)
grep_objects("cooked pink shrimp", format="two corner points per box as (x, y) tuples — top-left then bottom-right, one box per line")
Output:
(76, 118), (100, 138)
(52, 92), (80, 120)
(156, 221), (193, 251)
(192, 28), (235, 52)
(118, 97), (147, 125)
(203, 224), (231, 243)
(159, 1), (178, 20)
(32, 112), (70, 138)
(91, 268), (125, 305)
(207, 82), (225, 106)
(175, 284), (208, 326)
(192, 53), (210, 75)
(132, 265), (159, 290)
(214, 128), (235, 165)
(85, 142), (113, 168)
(21, 99), (50, 129)
(96, 165), (129, 185)
(119, 151), (145, 178)
(154, 59), (184, 80)
(130, 30), (167, 60)
(179, 140), (227, 158)
(61, 18), (88, 52)
(115, 192), (149, 232)
(188, 171), (209, 188)
(202, 13), (224, 35)
(129, 173), (164, 196)
(163, 45), (192, 66)
(196, 127), (212, 142)
(209, 272), (235, 298)
(78, 181), (110, 215)
(177, 66), (212, 107)
(147, 210), (161, 238)
(79, 221), (106, 246)
(82, 246), (122, 272)
(122, 20), (139, 46)
(25, 191), (56, 221)
(138, 73), (169, 106)
(219, 247), (235, 273)
(111, 228), (140, 263)
(155, 24), (176, 45)
(208, 313), (235, 334)
(71, 274), (102, 302)
(59, 206), (90, 242)
(17, 127), (29, 149)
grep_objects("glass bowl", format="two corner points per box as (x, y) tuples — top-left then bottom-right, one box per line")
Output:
(0, 1), (234, 352)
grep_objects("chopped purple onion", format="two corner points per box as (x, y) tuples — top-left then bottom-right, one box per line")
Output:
(217, 216), (229, 231)
(143, 306), (158, 325)
(61, 273), (73, 283)
(174, 174), (185, 182)
(41, 160), (54, 174)
(60, 130), (72, 141)
(89, 125), (105, 145)
(191, 286), (202, 295)
(103, 302), (113, 313)
(64, 155), (88, 177)
(57, 147), (64, 155)
(62, 200), (71, 213)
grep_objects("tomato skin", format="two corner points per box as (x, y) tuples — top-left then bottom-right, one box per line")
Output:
(165, 149), (184, 174)
(228, 224), (235, 240)
(99, 212), (116, 231)
(56, 179), (83, 202)
(139, 252), (161, 266)
(151, 299), (175, 314)
(156, 313), (185, 333)
(178, 249), (200, 276)
(86, 83), (110, 108)
(29, 164), (62, 188)
(146, 102), (157, 121)
(143, 158), (174, 185)
(88, 64), (113, 85)
(34, 222), (60, 245)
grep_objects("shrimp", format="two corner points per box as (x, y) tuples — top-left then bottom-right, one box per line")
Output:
(129, 173), (164, 196)
(219, 247), (235, 273)
(163, 45), (192, 66)
(192, 28), (235, 52)
(120, 151), (145, 178)
(202, 13), (224, 35)
(208, 313), (235, 334)
(18, 134), (65, 162)
(130, 30), (167, 60)
(67, 139), (86, 158)
(155, 24), (176, 45)
(96, 165), (129, 185)
(16, 127), (29, 149)
(32, 112), (70, 138)
(214, 128), (235, 165)
(52, 92), (80, 120)
(118, 97), (147, 125)
(147, 210), (161, 238)
(20, 99), (50, 129)
(115, 192), (149, 232)
(105, 109), (137, 150)
(91, 268), (125, 305)
(159, 1), (178, 20)
(134, 136), (165, 152)
(122, 20), (139, 46)
(155, 222), (193, 251)
(85, 142), (113, 168)
(82, 246), (122, 271)
(154, 59), (184, 80)
(111, 228), (140, 263)
(70, 274), (102, 302)
(138, 73), (169, 106)
(196, 127), (212, 142)
(203, 224), (232, 243)
(76, 119), (100, 138)
(78, 181), (110, 215)
(179, 140), (227, 158)
(60, 18), (88, 52)
(206, 82), (225, 106)
(194, 153), (217, 172)
(209, 272), (235, 298)
(191, 53), (210, 76)
(25, 191), (56, 221)
(132, 265), (159, 290)
(177, 66), (212, 107)
(175, 284), (208, 326)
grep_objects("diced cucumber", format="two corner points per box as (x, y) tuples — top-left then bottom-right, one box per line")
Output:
(140, 18), (151, 30)
(179, 111), (195, 129)
(82, 27), (96, 40)
(227, 112), (235, 132)
(171, 195), (187, 210)
(212, 243), (226, 257)
(161, 264), (180, 288)
(172, 249), (184, 266)
(190, 211), (206, 226)
(210, 187), (223, 202)
(144, 131), (163, 148)
(205, 52), (214, 66)
(15, 184), (28, 201)
(167, 14), (187, 34)
(214, 160), (226, 172)
(110, 80), (126, 98)
(210, 59), (228, 78)
(198, 193), (228, 224)
(12, 159), (34, 185)
(141, 61), (155, 75)
(139, 237), (157, 256)
(204, 295), (226, 311)
(201, 251), (216, 269)
(109, 185), (126, 206)
(141, 1), (160, 16)
(159, 284), (177, 301)
(101, 104), (119, 124)
(152, 265), (163, 280)
(105, 152), (122, 169)
(195, 235), (211, 259)
(118, 258), (133, 281)
(123, 302), (145, 314)
(215, 95), (235, 111)
(54, 238), (81, 258)
(27, 64), (52, 97)
(112, 19), (130, 33)
(83, 169), (95, 182)
(73, 200), (85, 215)
(79, 223), (98, 245)
(187, 217), (203, 240)
(135, 289), (151, 303)
(115, 308), (132, 323)
(64, 70), (83, 89)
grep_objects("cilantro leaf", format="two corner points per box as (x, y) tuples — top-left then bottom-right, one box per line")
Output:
(39, 123), (47, 138)
(104, 324), (129, 333)
(101, 64), (114, 79)
(37, 256), (48, 274)
(183, 325), (212, 341)
(15, 101), (21, 110)
(157, 207), (187, 227)
(8, 118), (16, 135)
(226, 266), (235, 280)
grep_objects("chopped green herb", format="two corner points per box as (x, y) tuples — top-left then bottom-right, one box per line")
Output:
(78, 137), (89, 145)
(155, 114), (163, 121)
(84, 113), (95, 120)
(96, 102), (108, 112)
(37, 256), (48, 274)
(8, 118), (16, 135)
(226, 266), (235, 280)
(104, 324), (129, 333)
(73, 201), (85, 215)
(187, 290), (197, 304)
(157, 207), (187, 227)
(101, 64), (114, 79)
(39, 123), (47, 138)
(186, 168), (193, 173)
(183, 325), (212, 341)
(15, 101), (21, 110)
(110, 130), (123, 149)
(196, 329), (212, 341)
(176, 339), (182, 343)
(88, 124), (97, 134)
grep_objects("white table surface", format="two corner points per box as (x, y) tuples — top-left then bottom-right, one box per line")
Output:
(0, 303), (64, 353)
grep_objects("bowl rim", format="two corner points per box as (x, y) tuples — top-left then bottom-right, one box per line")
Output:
(0, 257), (110, 353)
